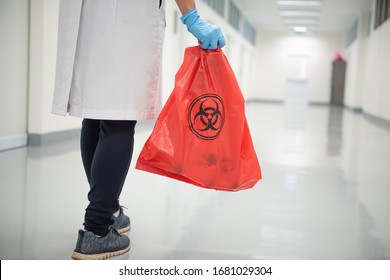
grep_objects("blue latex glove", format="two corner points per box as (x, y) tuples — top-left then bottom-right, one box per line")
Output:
(181, 8), (226, 50)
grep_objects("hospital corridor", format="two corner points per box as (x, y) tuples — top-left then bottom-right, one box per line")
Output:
(1, 0), (390, 260)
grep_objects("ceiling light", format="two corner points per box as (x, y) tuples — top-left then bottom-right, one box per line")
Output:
(284, 18), (318, 24)
(280, 10), (320, 17)
(277, 1), (322, 6)
(286, 24), (317, 30)
(293, 26), (308, 33)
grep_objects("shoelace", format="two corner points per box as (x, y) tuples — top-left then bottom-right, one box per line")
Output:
(110, 227), (122, 237)
(96, 227), (122, 238)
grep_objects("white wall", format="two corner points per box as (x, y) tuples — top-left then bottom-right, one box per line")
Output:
(0, 0), (29, 149)
(249, 31), (345, 104)
(343, 42), (361, 108)
(343, 0), (390, 121)
(361, 1), (390, 121)
(28, 0), (81, 135)
(343, 12), (369, 110)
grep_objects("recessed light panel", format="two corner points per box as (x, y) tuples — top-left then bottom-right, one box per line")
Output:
(293, 26), (308, 33)
(277, 0), (322, 6)
(284, 18), (318, 25)
(280, 10), (320, 17)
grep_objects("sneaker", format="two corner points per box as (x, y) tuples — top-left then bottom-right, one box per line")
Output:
(71, 228), (130, 260)
(112, 207), (131, 234)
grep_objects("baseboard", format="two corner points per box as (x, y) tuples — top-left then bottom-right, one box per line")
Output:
(27, 120), (156, 146)
(246, 98), (284, 104)
(28, 129), (81, 146)
(246, 99), (333, 107)
(0, 134), (28, 152)
(309, 101), (330, 106)
(363, 112), (390, 131)
(344, 105), (363, 113)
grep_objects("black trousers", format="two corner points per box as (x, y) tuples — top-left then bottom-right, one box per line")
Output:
(80, 119), (137, 235)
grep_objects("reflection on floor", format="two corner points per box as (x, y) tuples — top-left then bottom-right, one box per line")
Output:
(0, 103), (389, 260)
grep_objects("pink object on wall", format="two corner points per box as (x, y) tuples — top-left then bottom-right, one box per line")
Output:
(333, 52), (344, 61)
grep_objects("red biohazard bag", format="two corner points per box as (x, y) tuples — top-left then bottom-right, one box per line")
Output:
(136, 46), (261, 191)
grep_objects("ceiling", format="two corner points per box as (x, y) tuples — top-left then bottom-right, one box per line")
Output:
(231, 0), (372, 34)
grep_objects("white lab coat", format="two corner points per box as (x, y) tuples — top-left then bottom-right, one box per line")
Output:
(52, 0), (166, 120)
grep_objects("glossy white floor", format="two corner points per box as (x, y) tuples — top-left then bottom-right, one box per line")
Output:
(0, 103), (389, 260)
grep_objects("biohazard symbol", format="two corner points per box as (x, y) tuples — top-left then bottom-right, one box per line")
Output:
(188, 94), (225, 140)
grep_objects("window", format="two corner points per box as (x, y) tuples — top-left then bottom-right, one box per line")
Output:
(346, 19), (358, 47)
(367, 11), (371, 36)
(202, 0), (256, 46)
(202, 0), (225, 17)
(388, 0), (390, 20)
(243, 20), (256, 45)
(374, 0), (390, 29)
(228, 1), (241, 31)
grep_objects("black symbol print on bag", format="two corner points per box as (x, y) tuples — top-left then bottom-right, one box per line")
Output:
(188, 94), (225, 140)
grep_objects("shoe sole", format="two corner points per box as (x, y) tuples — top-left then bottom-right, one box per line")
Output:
(117, 224), (131, 234)
(71, 244), (130, 260)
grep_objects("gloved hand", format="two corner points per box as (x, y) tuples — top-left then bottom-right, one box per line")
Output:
(181, 8), (226, 50)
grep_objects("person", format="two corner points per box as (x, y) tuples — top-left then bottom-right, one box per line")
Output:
(52, 0), (225, 260)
